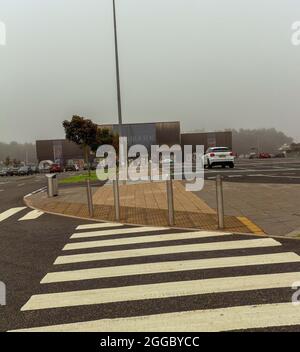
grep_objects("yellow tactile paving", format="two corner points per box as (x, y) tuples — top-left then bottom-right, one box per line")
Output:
(237, 217), (265, 235)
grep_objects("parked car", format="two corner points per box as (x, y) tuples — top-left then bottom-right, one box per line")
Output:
(249, 153), (258, 159)
(31, 165), (40, 174)
(65, 164), (79, 172)
(274, 152), (286, 158)
(50, 164), (63, 173)
(259, 152), (271, 159)
(203, 147), (235, 169)
(11, 166), (20, 176)
(0, 168), (10, 177)
(17, 166), (34, 176)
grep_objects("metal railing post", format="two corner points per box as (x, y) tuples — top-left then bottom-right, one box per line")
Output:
(166, 177), (175, 226)
(113, 178), (120, 221)
(86, 179), (94, 218)
(216, 175), (225, 229)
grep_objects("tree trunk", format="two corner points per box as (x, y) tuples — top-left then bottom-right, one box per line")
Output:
(84, 145), (91, 178)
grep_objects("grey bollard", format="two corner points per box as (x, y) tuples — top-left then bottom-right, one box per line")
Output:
(86, 179), (94, 218)
(46, 173), (58, 197)
(113, 178), (120, 222)
(216, 175), (225, 229)
(0, 281), (6, 306)
(166, 178), (175, 226)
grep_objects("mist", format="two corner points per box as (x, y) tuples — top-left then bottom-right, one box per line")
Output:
(1, 0), (300, 143)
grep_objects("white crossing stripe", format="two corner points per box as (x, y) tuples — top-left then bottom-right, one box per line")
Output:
(68, 231), (231, 250)
(59, 238), (281, 259)
(14, 303), (300, 332)
(22, 271), (300, 311)
(43, 252), (300, 283)
(71, 226), (168, 239)
(18, 210), (44, 221)
(0, 207), (26, 222)
(76, 223), (125, 230)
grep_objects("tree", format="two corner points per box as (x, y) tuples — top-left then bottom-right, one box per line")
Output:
(95, 128), (119, 155)
(231, 128), (293, 155)
(63, 115), (118, 176)
(4, 156), (10, 166)
(63, 115), (98, 177)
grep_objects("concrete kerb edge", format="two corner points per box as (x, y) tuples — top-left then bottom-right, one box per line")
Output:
(23, 192), (298, 241)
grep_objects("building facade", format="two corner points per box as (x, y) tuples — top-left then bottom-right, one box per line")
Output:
(36, 139), (85, 165)
(36, 122), (232, 163)
(99, 121), (181, 151)
(181, 131), (233, 153)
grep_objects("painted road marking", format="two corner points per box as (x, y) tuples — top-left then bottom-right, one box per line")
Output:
(68, 231), (232, 250)
(17, 183), (25, 187)
(18, 210), (44, 221)
(14, 302), (300, 332)
(42, 252), (300, 283)
(237, 217), (265, 235)
(71, 226), (168, 239)
(76, 223), (125, 230)
(22, 271), (300, 311)
(57, 238), (281, 263)
(0, 207), (26, 222)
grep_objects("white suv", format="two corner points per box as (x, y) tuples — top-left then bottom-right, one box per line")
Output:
(203, 147), (235, 169)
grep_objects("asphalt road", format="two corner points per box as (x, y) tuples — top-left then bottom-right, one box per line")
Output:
(204, 158), (300, 184)
(0, 174), (84, 331)
(1, 172), (300, 332)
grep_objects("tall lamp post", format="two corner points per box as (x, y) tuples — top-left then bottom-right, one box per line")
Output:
(112, 0), (123, 130)
(112, 0), (122, 221)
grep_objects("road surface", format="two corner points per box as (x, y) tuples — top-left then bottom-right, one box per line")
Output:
(1, 172), (300, 331)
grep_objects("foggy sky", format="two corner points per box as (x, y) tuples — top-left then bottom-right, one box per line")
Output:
(1, 0), (300, 143)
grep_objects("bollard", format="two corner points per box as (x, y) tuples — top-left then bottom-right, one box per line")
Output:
(46, 173), (58, 197)
(166, 178), (175, 226)
(0, 281), (6, 306)
(113, 178), (120, 221)
(86, 179), (94, 218)
(216, 175), (225, 229)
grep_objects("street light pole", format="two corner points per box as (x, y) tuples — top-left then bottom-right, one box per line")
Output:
(112, 0), (123, 131)
(112, 0), (123, 220)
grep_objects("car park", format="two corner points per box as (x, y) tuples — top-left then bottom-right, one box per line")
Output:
(0, 168), (9, 177)
(28, 165), (39, 174)
(50, 163), (63, 173)
(17, 166), (34, 176)
(203, 147), (235, 169)
(11, 166), (20, 176)
(249, 153), (258, 159)
(65, 164), (79, 172)
(259, 152), (271, 159)
(274, 152), (286, 158)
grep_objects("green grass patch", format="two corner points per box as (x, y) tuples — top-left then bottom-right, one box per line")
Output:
(59, 169), (116, 184)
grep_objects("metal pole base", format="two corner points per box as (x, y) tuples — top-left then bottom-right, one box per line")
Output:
(113, 179), (121, 222)
(86, 179), (94, 218)
(216, 175), (225, 229)
(166, 178), (175, 226)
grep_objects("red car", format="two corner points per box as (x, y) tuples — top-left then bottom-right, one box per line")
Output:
(50, 164), (63, 173)
(259, 152), (271, 159)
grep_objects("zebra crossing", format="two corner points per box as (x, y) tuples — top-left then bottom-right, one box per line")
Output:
(11, 222), (300, 332)
(0, 207), (44, 222)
